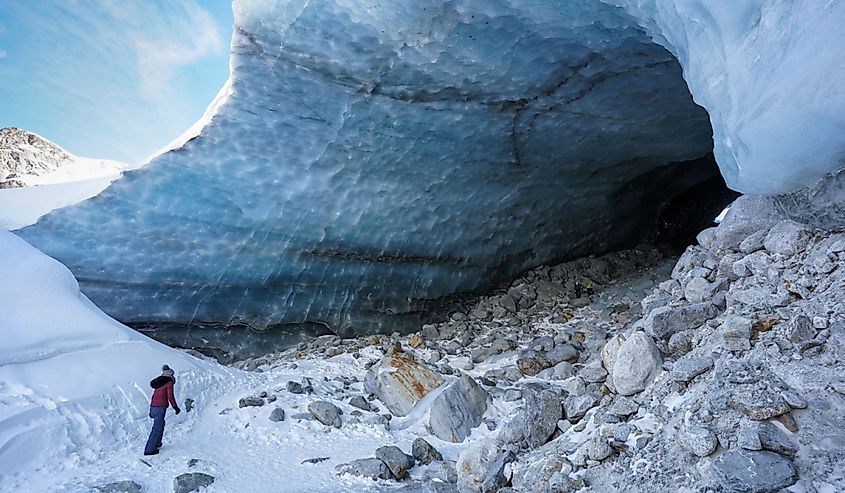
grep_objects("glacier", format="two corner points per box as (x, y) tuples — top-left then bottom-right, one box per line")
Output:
(17, 0), (845, 341)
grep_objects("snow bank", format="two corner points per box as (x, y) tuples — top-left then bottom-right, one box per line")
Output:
(0, 156), (128, 230)
(0, 230), (225, 486)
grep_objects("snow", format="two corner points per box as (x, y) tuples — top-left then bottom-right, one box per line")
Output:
(0, 231), (501, 492)
(0, 156), (128, 230)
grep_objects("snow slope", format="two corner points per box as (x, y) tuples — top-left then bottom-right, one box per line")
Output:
(0, 151), (129, 230)
(0, 230), (226, 486)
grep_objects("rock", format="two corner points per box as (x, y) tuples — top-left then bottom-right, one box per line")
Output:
(739, 229), (768, 254)
(412, 437), (443, 465)
(451, 356), (475, 371)
(308, 401), (342, 428)
(712, 449), (797, 493)
(713, 196), (781, 251)
(336, 458), (392, 480)
(613, 423), (633, 442)
(238, 396), (264, 408)
(563, 394), (597, 423)
(269, 407), (286, 422)
(757, 422), (798, 456)
(612, 332), (662, 396)
(503, 389), (522, 402)
(349, 395), (374, 412)
(375, 445), (415, 479)
(737, 420), (763, 450)
(94, 481), (142, 493)
(586, 437), (613, 461)
(456, 440), (514, 493)
(763, 220), (810, 256)
(675, 425), (718, 457)
(409, 334), (423, 348)
(684, 277), (713, 303)
(301, 457), (330, 464)
(421, 461), (458, 485)
(644, 302), (719, 340)
(516, 350), (549, 376)
(721, 315), (753, 352)
(429, 374), (489, 443)
(786, 315), (817, 343)
(578, 363), (607, 384)
(173, 473), (215, 493)
(728, 392), (791, 420)
(530, 335), (555, 352)
(600, 334), (625, 372)
(670, 356), (714, 382)
(545, 344), (578, 365)
(608, 396), (639, 417)
(184, 399), (194, 413)
(520, 388), (562, 448)
(286, 381), (304, 394)
(364, 349), (444, 417)
(552, 361), (574, 380)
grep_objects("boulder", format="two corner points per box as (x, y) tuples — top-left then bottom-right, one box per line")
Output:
(456, 439), (514, 493)
(422, 460), (458, 484)
(670, 356), (714, 382)
(521, 388), (562, 448)
(721, 315), (753, 352)
(336, 458), (393, 480)
(612, 332), (662, 396)
(712, 449), (797, 493)
(269, 407), (286, 422)
(238, 396), (264, 408)
(644, 302), (719, 340)
(94, 481), (142, 493)
(412, 437), (443, 465)
(308, 401), (342, 428)
(375, 445), (415, 479)
(786, 315), (817, 343)
(286, 381), (304, 394)
(349, 395), (374, 412)
(563, 394), (597, 423)
(545, 344), (578, 365)
(763, 220), (810, 256)
(173, 473), (215, 493)
(429, 374), (488, 443)
(600, 334), (625, 372)
(675, 425), (718, 457)
(713, 196), (782, 251)
(364, 349), (444, 417)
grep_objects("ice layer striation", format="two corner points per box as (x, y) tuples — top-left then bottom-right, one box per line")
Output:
(19, 0), (756, 336)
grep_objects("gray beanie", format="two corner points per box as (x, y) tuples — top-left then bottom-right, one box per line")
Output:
(162, 364), (174, 378)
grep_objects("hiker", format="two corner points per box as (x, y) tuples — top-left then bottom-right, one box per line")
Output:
(586, 282), (595, 297)
(144, 364), (180, 456)
(574, 280), (583, 298)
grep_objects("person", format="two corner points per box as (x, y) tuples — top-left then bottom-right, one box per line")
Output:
(574, 280), (583, 298)
(144, 364), (180, 455)
(586, 282), (595, 297)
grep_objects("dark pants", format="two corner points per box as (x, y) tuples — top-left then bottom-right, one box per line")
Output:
(144, 406), (167, 454)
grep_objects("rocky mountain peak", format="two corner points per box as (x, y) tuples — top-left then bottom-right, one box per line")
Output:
(0, 127), (71, 187)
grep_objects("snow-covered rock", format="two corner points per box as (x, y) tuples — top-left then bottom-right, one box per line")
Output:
(611, 331), (662, 396)
(364, 349), (444, 417)
(429, 374), (488, 443)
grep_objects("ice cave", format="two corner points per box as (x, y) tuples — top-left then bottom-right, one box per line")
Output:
(4, 1), (845, 492)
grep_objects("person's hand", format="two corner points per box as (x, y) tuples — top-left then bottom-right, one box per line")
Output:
(174, 407), (181, 415)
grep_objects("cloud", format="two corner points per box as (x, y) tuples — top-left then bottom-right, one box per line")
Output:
(127, 3), (224, 101)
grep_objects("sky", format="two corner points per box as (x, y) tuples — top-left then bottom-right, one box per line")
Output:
(0, 1), (234, 164)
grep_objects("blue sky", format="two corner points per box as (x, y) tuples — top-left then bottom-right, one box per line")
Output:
(0, 1), (233, 164)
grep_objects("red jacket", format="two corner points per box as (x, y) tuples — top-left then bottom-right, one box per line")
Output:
(150, 376), (178, 409)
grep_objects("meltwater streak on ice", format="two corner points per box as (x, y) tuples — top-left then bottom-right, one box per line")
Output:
(19, 0), (720, 336)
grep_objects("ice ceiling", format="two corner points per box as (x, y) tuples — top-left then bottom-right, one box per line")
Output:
(19, 0), (845, 336)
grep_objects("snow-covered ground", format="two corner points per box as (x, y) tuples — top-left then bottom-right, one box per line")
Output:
(0, 156), (128, 230)
(0, 230), (497, 492)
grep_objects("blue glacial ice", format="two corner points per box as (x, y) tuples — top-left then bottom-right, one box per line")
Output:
(19, 0), (740, 336)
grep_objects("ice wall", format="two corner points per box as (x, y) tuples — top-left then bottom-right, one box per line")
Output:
(609, 0), (845, 194)
(19, 0), (716, 336)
